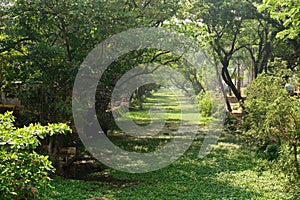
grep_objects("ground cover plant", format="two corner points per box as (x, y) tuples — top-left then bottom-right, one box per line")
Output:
(44, 133), (298, 200)
(43, 91), (299, 199)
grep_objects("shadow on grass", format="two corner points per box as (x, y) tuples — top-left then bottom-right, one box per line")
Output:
(76, 133), (264, 199)
(46, 91), (292, 199)
(45, 132), (292, 199)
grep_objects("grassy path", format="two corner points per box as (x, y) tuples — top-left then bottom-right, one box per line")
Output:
(44, 91), (296, 199)
(44, 134), (294, 199)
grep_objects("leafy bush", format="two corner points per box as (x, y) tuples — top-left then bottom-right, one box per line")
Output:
(224, 112), (239, 132)
(0, 112), (71, 199)
(197, 91), (213, 117)
(262, 144), (280, 161)
(243, 69), (300, 184)
(197, 90), (224, 124)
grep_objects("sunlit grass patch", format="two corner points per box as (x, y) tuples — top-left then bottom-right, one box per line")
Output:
(120, 89), (213, 127)
(44, 90), (298, 199)
(45, 132), (297, 199)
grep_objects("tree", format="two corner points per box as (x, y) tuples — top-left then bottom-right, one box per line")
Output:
(257, 0), (300, 70)
(258, 0), (300, 41)
(0, 0), (182, 124)
(181, 0), (263, 103)
(242, 18), (275, 78)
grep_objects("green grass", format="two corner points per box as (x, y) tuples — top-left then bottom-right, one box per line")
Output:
(44, 133), (297, 199)
(43, 90), (298, 199)
(120, 90), (202, 124)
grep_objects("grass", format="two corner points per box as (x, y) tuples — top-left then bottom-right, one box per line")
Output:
(43, 90), (298, 199)
(44, 133), (296, 199)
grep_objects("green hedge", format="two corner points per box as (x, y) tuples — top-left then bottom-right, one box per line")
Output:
(0, 112), (71, 199)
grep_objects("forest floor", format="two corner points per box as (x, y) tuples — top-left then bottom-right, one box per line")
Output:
(43, 90), (298, 200)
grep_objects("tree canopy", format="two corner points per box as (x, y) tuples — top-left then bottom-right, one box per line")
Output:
(0, 0), (299, 198)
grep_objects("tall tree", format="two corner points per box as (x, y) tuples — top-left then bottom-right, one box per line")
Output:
(257, 0), (300, 70)
(0, 0), (181, 124)
(184, 0), (262, 102)
(258, 0), (300, 41)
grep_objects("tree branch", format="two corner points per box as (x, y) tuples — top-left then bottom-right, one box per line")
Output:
(0, 37), (31, 53)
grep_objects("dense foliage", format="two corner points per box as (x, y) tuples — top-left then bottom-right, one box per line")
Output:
(0, 0), (299, 198)
(1, 0), (299, 126)
(0, 112), (70, 199)
(258, 0), (300, 40)
(243, 64), (300, 185)
(0, 0), (182, 124)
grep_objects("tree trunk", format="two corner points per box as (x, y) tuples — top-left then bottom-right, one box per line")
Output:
(293, 143), (300, 175)
(214, 63), (232, 112)
(221, 67), (243, 103)
(237, 63), (241, 94)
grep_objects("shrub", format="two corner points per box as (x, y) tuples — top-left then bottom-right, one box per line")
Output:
(197, 91), (213, 117)
(0, 112), (71, 199)
(243, 70), (300, 184)
(224, 112), (239, 132)
(262, 143), (280, 161)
